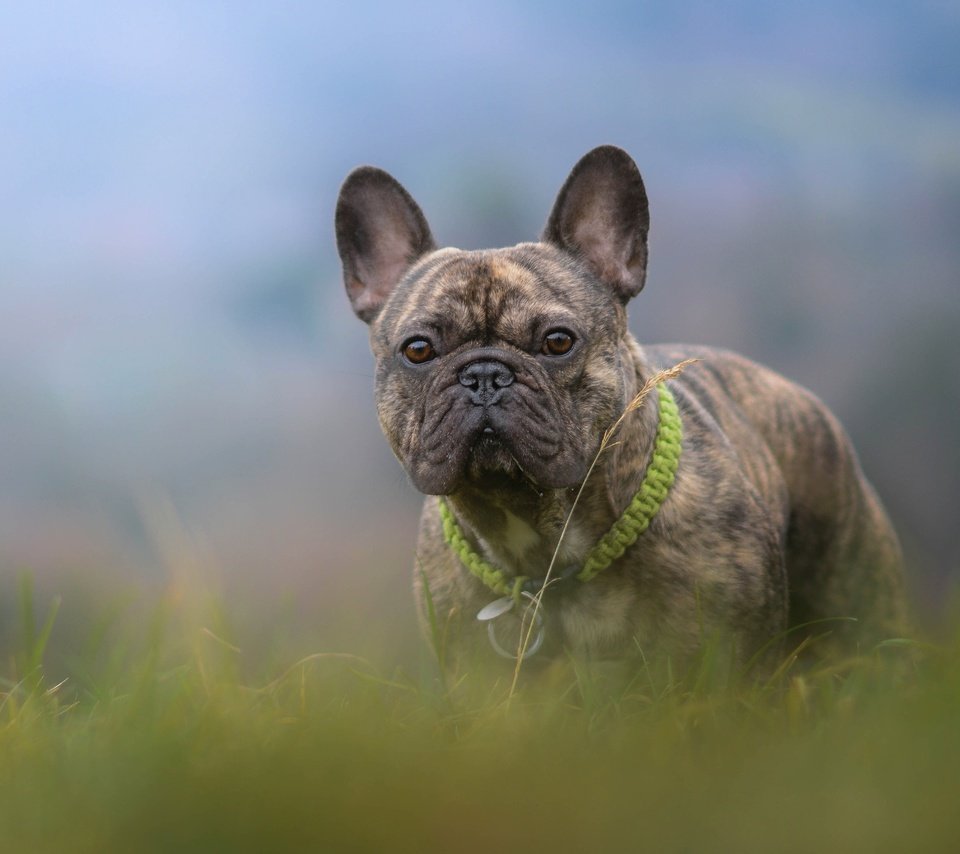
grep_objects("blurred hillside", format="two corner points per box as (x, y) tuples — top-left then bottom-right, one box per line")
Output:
(1, 1), (958, 619)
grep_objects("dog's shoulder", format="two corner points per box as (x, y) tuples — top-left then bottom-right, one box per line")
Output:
(645, 344), (843, 451)
(646, 344), (804, 410)
(647, 342), (873, 529)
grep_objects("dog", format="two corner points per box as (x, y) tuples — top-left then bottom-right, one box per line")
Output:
(334, 145), (906, 675)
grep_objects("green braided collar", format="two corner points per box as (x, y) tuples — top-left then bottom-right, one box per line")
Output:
(439, 382), (682, 599)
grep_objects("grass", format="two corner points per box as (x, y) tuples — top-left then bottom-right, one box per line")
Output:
(2, 573), (960, 853)
(1, 361), (951, 851)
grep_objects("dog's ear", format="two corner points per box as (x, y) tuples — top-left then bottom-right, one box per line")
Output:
(335, 166), (436, 323)
(543, 146), (650, 302)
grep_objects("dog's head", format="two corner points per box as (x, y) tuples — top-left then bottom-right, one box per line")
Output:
(335, 146), (650, 496)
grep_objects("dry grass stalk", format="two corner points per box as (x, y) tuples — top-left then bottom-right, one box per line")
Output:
(508, 358), (699, 697)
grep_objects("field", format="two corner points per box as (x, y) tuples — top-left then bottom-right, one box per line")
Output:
(2, 573), (959, 853)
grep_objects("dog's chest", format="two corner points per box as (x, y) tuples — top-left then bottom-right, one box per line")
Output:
(482, 509), (594, 579)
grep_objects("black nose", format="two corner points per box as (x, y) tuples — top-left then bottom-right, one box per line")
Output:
(458, 359), (514, 406)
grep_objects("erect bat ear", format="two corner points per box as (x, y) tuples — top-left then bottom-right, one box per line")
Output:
(335, 166), (436, 323)
(542, 145), (650, 302)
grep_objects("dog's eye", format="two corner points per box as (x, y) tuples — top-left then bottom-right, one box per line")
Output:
(541, 329), (575, 356)
(402, 337), (437, 364)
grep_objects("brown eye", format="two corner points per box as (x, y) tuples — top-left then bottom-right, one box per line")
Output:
(541, 329), (574, 356)
(402, 337), (436, 364)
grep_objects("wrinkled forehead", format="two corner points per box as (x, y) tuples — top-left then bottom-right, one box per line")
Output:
(374, 244), (608, 344)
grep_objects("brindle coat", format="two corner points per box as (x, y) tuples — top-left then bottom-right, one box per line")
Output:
(335, 146), (906, 674)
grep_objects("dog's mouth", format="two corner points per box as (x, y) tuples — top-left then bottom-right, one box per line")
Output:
(463, 415), (590, 497)
(465, 424), (522, 480)
(409, 409), (585, 494)
(402, 348), (590, 495)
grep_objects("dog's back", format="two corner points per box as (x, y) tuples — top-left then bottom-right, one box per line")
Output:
(649, 344), (906, 645)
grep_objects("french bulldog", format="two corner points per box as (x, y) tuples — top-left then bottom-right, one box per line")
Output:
(334, 145), (906, 675)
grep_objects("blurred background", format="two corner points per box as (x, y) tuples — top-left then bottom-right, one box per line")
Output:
(1, 1), (958, 658)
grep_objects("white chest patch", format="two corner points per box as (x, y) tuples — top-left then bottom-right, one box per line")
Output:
(500, 509), (540, 560)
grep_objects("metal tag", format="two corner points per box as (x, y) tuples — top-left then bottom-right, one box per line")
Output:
(476, 596), (515, 622)
(484, 592), (545, 661)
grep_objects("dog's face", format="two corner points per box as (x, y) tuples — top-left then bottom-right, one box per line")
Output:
(335, 146), (650, 496)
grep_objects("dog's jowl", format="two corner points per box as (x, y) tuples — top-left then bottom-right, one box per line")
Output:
(335, 145), (906, 674)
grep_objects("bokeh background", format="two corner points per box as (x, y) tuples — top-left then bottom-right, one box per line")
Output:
(2, 1), (958, 658)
